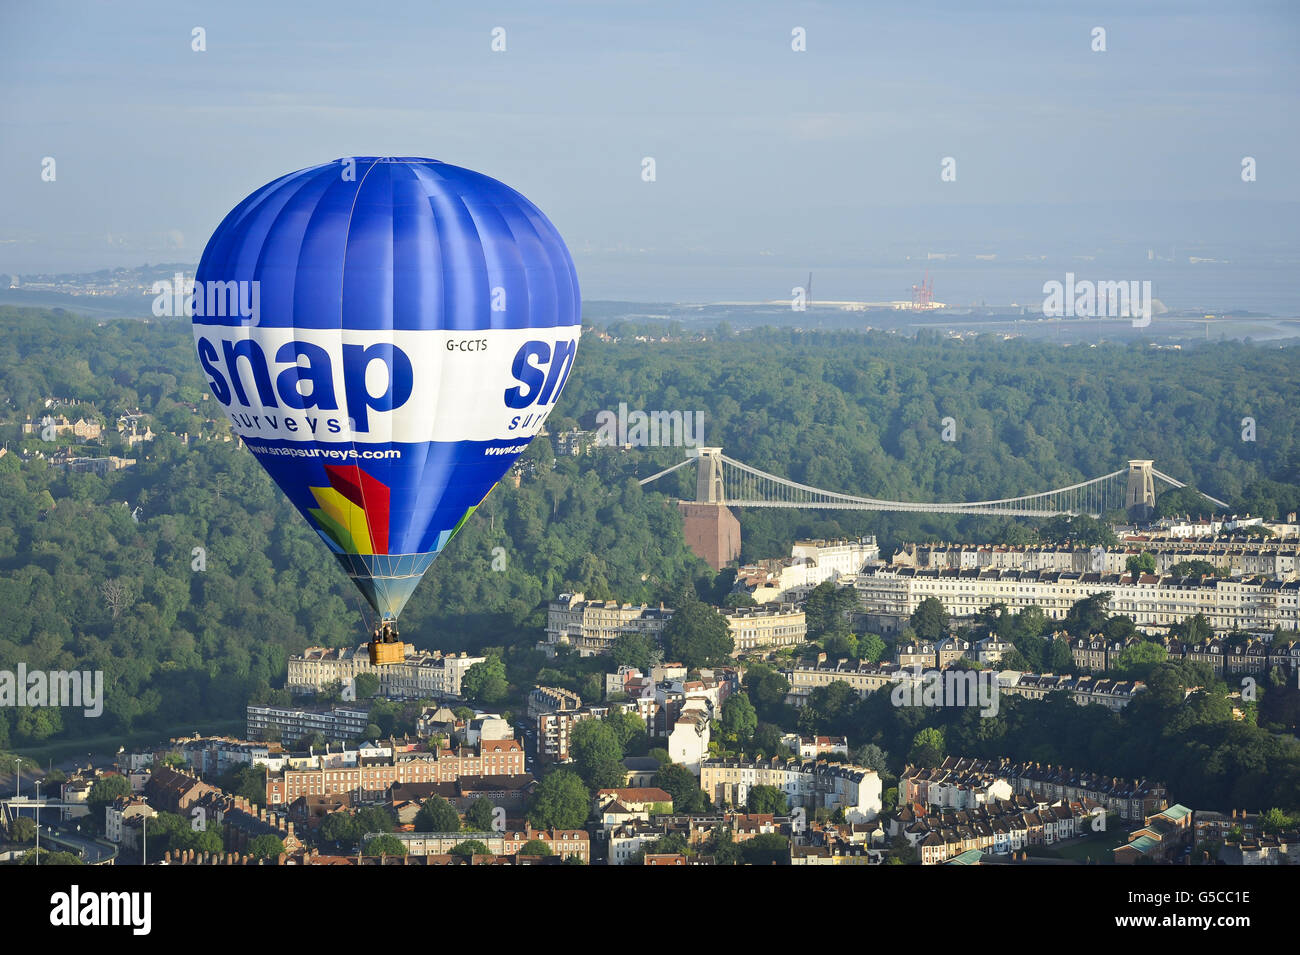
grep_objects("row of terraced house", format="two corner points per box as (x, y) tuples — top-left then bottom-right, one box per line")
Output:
(1071, 633), (1300, 676)
(891, 794), (1105, 864)
(784, 660), (1146, 712)
(901, 757), (1168, 821)
(891, 538), (1300, 578)
(853, 566), (1300, 633)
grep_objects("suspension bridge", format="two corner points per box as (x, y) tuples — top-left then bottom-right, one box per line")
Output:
(638, 448), (1228, 519)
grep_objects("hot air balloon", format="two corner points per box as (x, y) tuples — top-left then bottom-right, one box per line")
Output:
(192, 158), (580, 663)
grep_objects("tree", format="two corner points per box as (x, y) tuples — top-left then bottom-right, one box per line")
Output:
(908, 727), (945, 767)
(804, 581), (858, 636)
(1044, 639), (1074, 673)
(462, 655), (509, 705)
(710, 826), (743, 865)
(1260, 808), (1295, 834)
(1126, 552), (1156, 575)
(1012, 605), (1048, 641)
(519, 838), (552, 857)
(463, 796), (496, 832)
(415, 796), (462, 833)
(100, 578), (134, 620)
(910, 597), (950, 641)
(999, 647), (1030, 671)
(632, 831), (690, 864)
(352, 672), (380, 699)
(1155, 485), (1216, 519)
(1177, 613), (1213, 645)
(652, 762), (705, 813)
(9, 816), (36, 843)
(752, 721), (785, 757)
(173, 821), (223, 856)
(604, 708), (647, 751)
(888, 834), (917, 865)
(663, 596), (733, 668)
(858, 633), (886, 663)
(823, 632), (858, 659)
(882, 787), (899, 814)
(319, 811), (358, 847)
(800, 680), (856, 737)
(356, 806), (395, 836)
(220, 763), (269, 808)
(1169, 559), (1226, 578)
(746, 784), (788, 815)
(610, 633), (656, 671)
(571, 719), (626, 790)
(720, 693), (758, 748)
(1104, 615), (1137, 642)
(1063, 593), (1111, 638)
(741, 832), (790, 865)
(1037, 514), (1117, 547)
(850, 743), (889, 774)
(23, 849), (83, 865)
(298, 732), (328, 751)
(743, 663), (791, 721)
(450, 839), (490, 858)
(247, 834), (285, 861)
(87, 774), (131, 809)
(363, 834), (407, 857)
(528, 769), (590, 830)
(1112, 641), (1167, 680)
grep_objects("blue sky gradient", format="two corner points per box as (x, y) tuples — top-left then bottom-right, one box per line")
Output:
(2, 1), (1297, 302)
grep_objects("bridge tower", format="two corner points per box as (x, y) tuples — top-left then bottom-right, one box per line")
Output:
(678, 447), (740, 571)
(1126, 459), (1156, 519)
(694, 447), (726, 503)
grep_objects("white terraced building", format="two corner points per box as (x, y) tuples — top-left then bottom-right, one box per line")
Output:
(891, 540), (1298, 579)
(699, 758), (881, 823)
(287, 645), (484, 700)
(782, 661), (1145, 711)
(736, 537), (880, 603)
(724, 603), (806, 653)
(543, 593), (675, 657)
(853, 567), (1300, 633)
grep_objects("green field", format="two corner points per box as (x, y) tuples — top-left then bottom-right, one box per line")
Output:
(5, 719), (245, 773)
(1027, 825), (1129, 864)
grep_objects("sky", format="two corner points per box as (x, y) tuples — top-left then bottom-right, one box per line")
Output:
(2, 0), (1298, 303)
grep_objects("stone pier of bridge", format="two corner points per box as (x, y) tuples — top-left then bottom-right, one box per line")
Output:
(679, 447), (740, 571)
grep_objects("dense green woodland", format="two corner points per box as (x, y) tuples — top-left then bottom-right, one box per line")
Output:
(0, 306), (1298, 755)
(572, 325), (1300, 558)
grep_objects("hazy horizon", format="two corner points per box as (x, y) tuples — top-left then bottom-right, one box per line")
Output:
(3, 1), (1297, 305)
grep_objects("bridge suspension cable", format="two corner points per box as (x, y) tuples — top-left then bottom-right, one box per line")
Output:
(639, 450), (1225, 518)
(713, 454), (1128, 516)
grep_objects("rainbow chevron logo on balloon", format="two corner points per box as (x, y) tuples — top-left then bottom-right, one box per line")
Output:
(308, 463), (486, 558)
(308, 464), (391, 555)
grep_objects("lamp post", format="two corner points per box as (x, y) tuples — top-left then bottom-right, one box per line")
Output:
(12, 758), (20, 799)
(34, 780), (40, 866)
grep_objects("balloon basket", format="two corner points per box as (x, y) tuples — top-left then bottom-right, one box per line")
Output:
(368, 640), (406, 666)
